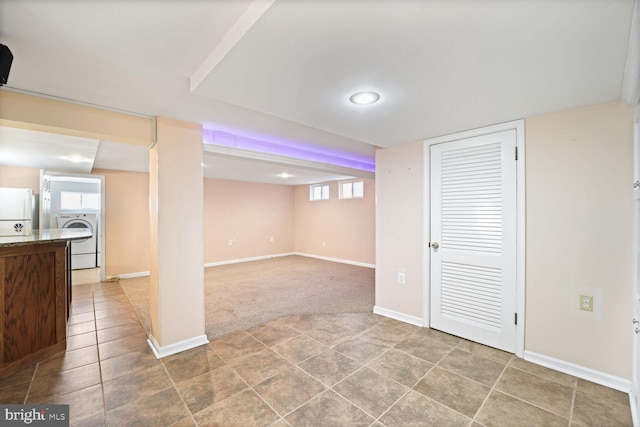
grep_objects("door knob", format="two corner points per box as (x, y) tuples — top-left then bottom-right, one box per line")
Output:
(431, 242), (439, 250)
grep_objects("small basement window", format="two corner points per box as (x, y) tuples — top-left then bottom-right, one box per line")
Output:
(309, 184), (329, 201)
(61, 191), (100, 210)
(339, 181), (364, 199)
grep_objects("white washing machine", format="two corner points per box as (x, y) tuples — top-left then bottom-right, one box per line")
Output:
(56, 213), (100, 270)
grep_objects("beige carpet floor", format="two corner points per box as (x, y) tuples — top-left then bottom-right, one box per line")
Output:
(120, 255), (375, 339)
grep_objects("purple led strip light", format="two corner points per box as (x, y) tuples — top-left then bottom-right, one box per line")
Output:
(203, 129), (375, 172)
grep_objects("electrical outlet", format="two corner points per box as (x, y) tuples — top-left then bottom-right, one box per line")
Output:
(397, 271), (406, 285)
(322, 241), (326, 247)
(269, 236), (274, 242)
(228, 239), (233, 246)
(580, 295), (593, 312)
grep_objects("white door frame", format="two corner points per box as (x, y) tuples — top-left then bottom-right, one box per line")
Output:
(423, 119), (525, 357)
(632, 102), (640, 426)
(41, 170), (106, 281)
(623, 0), (640, 422)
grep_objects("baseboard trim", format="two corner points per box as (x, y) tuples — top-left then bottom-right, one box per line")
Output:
(524, 350), (633, 393)
(117, 253), (374, 275)
(147, 333), (209, 359)
(295, 253), (375, 269)
(204, 253), (295, 268)
(116, 271), (150, 279)
(630, 393), (639, 427)
(373, 306), (424, 327)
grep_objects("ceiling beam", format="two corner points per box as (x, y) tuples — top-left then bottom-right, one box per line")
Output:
(190, 0), (276, 93)
(203, 143), (375, 181)
(621, 0), (639, 105)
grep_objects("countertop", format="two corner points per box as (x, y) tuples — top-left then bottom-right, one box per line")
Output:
(0, 228), (93, 248)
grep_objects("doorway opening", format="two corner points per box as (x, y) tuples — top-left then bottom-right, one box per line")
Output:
(40, 170), (105, 283)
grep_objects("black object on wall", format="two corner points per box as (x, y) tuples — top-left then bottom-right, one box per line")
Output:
(0, 44), (13, 86)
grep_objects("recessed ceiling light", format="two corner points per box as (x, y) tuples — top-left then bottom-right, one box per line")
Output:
(349, 91), (380, 105)
(277, 172), (292, 179)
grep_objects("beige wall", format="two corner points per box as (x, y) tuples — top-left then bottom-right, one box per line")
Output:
(204, 178), (295, 263)
(103, 175), (374, 270)
(294, 179), (375, 265)
(0, 164), (372, 275)
(93, 169), (150, 277)
(525, 100), (634, 379)
(0, 90), (152, 146)
(375, 142), (425, 318)
(374, 100), (634, 380)
(0, 165), (40, 191)
(0, 166), (151, 277)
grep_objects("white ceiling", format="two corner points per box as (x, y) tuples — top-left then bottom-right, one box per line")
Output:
(0, 126), (99, 173)
(0, 0), (636, 182)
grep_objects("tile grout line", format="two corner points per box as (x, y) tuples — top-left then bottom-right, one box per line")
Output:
(223, 317), (392, 423)
(481, 360), (578, 422)
(157, 357), (199, 426)
(91, 287), (109, 427)
(265, 319), (464, 424)
(400, 335), (478, 423)
(23, 361), (39, 405)
(79, 282), (155, 426)
(470, 355), (512, 425)
(370, 386), (413, 424)
(271, 385), (331, 424)
(208, 336), (290, 425)
(330, 334), (414, 421)
(446, 340), (585, 423)
(95, 282), (185, 426)
(568, 384), (577, 426)
(307, 324), (418, 423)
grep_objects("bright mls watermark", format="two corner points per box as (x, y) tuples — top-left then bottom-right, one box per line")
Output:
(1, 405), (69, 426)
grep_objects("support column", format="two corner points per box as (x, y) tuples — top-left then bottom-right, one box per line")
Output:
(147, 117), (207, 358)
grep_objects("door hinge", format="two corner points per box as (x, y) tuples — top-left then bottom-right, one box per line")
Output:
(514, 313), (518, 325)
(515, 147), (518, 161)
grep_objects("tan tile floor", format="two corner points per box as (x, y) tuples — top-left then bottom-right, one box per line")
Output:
(0, 281), (633, 426)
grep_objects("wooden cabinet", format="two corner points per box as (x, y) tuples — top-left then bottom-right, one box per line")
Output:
(0, 241), (69, 379)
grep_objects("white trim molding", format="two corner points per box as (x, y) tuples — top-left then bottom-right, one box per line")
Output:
(106, 252), (376, 281)
(524, 350), (633, 393)
(204, 253), (295, 268)
(114, 253), (373, 277)
(147, 334), (209, 359)
(117, 271), (150, 279)
(295, 253), (375, 269)
(373, 306), (425, 327)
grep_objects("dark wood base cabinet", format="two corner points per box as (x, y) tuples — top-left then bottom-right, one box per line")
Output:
(0, 241), (69, 379)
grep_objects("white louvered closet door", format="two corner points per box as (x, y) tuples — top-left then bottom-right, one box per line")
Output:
(430, 130), (517, 352)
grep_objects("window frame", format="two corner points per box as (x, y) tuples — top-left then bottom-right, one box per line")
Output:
(338, 180), (364, 200)
(60, 191), (101, 211)
(309, 183), (330, 201)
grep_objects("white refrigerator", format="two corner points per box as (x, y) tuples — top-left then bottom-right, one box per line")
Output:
(0, 187), (33, 236)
